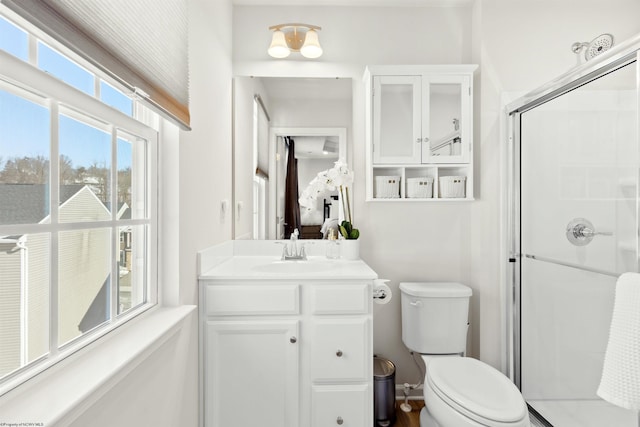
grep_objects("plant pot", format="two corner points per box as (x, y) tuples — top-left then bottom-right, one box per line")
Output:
(341, 239), (360, 260)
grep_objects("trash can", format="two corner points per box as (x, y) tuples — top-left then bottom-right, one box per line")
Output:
(374, 355), (396, 427)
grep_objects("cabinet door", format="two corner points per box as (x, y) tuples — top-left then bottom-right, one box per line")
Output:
(310, 318), (368, 381)
(311, 384), (370, 427)
(373, 75), (422, 164)
(422, 75), (471, 164)
(205, 320), (299, 427)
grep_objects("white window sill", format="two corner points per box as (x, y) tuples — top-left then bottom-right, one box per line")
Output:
(0, 305), (196, 426)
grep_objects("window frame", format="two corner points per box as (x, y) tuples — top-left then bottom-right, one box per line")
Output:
(0, 43), (158, 394)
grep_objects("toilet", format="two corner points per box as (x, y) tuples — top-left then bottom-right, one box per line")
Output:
(399, 282), (530, 427)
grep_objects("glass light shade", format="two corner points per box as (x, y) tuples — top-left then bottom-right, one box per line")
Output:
(300, 29), (323, 59)
(268, 30), (290, 58)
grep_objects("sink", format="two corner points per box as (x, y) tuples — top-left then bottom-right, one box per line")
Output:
(251, 259), (340, 274)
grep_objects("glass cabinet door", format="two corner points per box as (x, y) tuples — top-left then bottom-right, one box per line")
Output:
(372, 75), (421, 164)
(423, 76), (470, 164)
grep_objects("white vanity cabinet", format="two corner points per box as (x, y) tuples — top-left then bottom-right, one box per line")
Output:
(200, 278), (374, 427)
(364, 65), (478, 201)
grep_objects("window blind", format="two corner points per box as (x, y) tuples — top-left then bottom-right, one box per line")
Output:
(1, 0), (190, 129)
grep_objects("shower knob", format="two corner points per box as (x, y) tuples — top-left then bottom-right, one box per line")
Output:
(566, 218), (613, 246)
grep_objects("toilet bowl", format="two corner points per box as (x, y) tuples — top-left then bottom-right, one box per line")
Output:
(421, 356), (530, 427)
(399, 282), (530, 427)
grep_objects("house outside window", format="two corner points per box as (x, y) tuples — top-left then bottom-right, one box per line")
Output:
(0, 14), (157, 387)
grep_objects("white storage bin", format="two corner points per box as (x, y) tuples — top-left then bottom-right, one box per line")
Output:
(375, 176), (400, 198)
(407, 177), (434, 198)
(439, 176), (466, 198)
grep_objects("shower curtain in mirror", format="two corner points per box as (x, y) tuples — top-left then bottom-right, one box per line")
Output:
(284, 136), (301, 239)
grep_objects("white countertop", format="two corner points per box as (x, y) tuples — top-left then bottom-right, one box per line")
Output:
(199, 255), (378, 281)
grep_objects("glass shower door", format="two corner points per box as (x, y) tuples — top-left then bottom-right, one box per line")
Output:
(518, 61), (639, 426)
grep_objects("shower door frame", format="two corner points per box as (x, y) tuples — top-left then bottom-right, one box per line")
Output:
(505, 35), (640, 418)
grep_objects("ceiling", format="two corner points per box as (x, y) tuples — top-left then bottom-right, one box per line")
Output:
(261, 77), (352, 102)
(232, 0), (472, 6)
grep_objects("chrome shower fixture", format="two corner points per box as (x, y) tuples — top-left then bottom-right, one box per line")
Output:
(571, 33), (614, 62)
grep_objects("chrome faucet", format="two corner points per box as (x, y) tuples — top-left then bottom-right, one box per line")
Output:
(282, 229), (307, 260)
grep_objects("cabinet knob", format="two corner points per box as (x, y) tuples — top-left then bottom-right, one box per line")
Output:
(336, 416), (344, 425)
(416, 138), (422, 143)
(423, 137), (430, 143)
(336, 350), (343, 357)
(290, 336), (297, 344)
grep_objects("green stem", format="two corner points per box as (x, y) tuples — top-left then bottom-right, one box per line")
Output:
(339, 186), (347, 222)
(345, 187), (352, 225)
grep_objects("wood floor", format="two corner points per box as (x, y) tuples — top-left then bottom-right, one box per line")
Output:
(391, 399), (425, 427)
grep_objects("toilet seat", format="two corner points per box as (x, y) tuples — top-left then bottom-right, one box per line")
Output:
(426, 357), (528, 426)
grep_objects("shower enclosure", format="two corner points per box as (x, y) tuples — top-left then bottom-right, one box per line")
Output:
(507, 37), (640, 426)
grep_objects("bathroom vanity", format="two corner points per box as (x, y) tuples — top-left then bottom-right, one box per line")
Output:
(198, 241), (378, 427)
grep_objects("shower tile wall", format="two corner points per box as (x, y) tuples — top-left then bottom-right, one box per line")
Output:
(519, 62), (638, 423)
(521, 259), (615, 399)
(521, 86), (637, 275)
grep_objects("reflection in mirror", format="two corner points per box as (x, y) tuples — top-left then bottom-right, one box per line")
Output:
(270, 128), (346, 240)
(233, 77), (352, 240)
(429, 84), (462, 157)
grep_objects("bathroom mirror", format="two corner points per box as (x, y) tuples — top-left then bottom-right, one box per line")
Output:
(232, 76), (353, 240)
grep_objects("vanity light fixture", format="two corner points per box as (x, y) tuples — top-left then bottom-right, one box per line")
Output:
(268, 23), (323, 59)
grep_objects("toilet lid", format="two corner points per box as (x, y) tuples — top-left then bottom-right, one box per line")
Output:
(427, 357), (527, 424)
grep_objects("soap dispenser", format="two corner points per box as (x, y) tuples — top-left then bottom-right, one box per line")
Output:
(326, 228), (340, 259)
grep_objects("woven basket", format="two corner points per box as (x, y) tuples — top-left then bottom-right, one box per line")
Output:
(374, 176), (400, 198)
(439, 176), (466, 198)
(407, 177), (434, 198)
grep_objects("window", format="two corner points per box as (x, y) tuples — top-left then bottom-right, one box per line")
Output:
(0, 15), (157, 388)
(101, 81), (133, 116)
(37, 42), (95, 96)
(0, 16), (27, 60)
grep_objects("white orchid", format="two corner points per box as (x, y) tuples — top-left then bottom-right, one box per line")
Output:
(298, 161), (359, 239)
(331, 160), (354, 187)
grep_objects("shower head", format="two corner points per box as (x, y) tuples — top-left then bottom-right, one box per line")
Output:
(585, 33), (614, 60)
(571, 33), (614, 62)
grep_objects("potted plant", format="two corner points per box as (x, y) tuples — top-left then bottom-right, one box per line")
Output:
(299, 161), (360, 258)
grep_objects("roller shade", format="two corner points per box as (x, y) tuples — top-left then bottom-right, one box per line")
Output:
(1, 0), (190, 129)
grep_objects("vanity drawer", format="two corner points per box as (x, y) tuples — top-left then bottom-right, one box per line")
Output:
(311, 384), (369, 427)
(205, 284), (300, 316)
(310, 318), (368, 381)
(309, 284), (369, 315)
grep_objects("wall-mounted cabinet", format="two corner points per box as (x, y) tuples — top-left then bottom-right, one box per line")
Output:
(364, 65), (478, 201)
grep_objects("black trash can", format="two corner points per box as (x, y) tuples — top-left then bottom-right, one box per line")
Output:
(374, 355), (396, 427)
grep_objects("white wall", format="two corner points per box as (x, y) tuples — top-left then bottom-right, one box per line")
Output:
(68, 313), (198, 427)
(175, 0), (233, 424)
(233, 4), (476, 388)
(68, 2), (640, 424)
(233, 1), (640, 390)
(181, 0), (234, 300)
(473, 0), (640, 376)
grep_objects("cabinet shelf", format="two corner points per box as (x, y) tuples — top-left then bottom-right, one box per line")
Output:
(364, 64), (477, 202)
(370, 164), (473, 201)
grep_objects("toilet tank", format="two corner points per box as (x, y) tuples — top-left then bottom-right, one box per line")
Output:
(400, 282), (472, 354)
